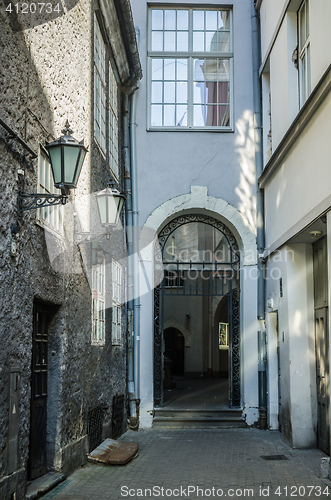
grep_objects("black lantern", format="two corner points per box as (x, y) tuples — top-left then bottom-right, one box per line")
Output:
(96, 184), (126, 229)
(45, 120), (87, 192)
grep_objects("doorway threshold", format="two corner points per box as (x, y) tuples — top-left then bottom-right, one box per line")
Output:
(26, 472), (67, 500)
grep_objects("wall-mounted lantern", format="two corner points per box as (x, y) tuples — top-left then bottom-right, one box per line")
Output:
(17, 121), (87, 217)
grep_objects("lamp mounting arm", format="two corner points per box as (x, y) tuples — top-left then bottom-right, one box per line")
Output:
(18, 191), (67, 215)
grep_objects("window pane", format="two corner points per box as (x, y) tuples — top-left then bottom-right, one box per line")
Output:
(165, 9), (176, 30)
(193, 32), (204, 51)
(194, 81), (205, 104)
(204, 59), (217, 83)
(206, 105), (218, 126)
(306, 0), (309, 37)
(218, 59), (230, 81)
(301, 53), (306, 100)
(177, 10), (188, 30)
(164, 31), (176, 51)
(152, 31), (163, 51)
(151, 105), (162, 126)
(152, 58), (163, 80)
(194, 104), (205, 126)
(206, 10), (217, 31)
(194, 59), (205, 81)
(176, 105), (187, 126)
(307, 44), (311, 96)
(177, 32), (188, 51)
(217, 31), (230, 52)
(152, 82), (163, 103)
(206, 32), (216, 52)
(152, 9), (163, 30)
(164, 105), (176, 126)
(177, 82), (187, 103)
(177, 59), (188, 80)
(299, 3), (306, 50)
(164, 82), (175, 103)
(164, 59), (175, 80)
(218, 11), (230, 30)
(218, 104), (230, 126)
(193, 10), (204, 30)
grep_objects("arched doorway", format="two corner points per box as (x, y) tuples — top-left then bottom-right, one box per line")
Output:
(154, 213), (240, 408)
(164, 328), (185, 377)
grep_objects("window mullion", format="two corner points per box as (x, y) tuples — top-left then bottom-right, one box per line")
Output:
(188, 57), (193, 128)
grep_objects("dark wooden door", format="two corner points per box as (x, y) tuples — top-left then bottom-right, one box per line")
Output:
(29, 306), (48, 479)
(315, 308), (329, 454)
(313, 237), (329, 454)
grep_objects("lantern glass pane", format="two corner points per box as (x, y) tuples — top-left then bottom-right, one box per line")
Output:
(97, 195), (107, 224)
(73, 149), (86, 186)
(107, 195), (119, 225)
(63, 146), (80, 185)
(48, 145), (62, 185)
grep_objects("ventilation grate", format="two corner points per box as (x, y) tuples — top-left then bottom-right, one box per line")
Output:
(87, 405), (105, 452)
(261, 455), (288, 461)
(112, 395), (125, 439)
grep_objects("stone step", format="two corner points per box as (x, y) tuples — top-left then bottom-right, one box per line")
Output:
(152, 409), (246, 429)
(154, 408), (242, 419)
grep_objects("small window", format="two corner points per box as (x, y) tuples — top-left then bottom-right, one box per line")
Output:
(109, 62), (119, 178)
(148, 7), (232, 130)
(94, 16), (106, 152)
(112, 260), (122, 345)
(298, 0), (310, 106)
(37, 148), (63, 233)
(92, 256), (106, 346)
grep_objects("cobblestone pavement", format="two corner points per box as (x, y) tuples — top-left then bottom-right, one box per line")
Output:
(40, 429), (331, 500)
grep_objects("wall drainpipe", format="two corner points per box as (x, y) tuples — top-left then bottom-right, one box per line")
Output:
(123, 27), (141, 430)
(251, 0), (267, 429)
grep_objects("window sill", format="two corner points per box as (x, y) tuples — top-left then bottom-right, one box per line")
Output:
(147, 127), (234, 133)
(111, 341), (122, 347)
(91, 340), (106, 346)
(35, 218), (64, 240)
(94, 137), (107, 160)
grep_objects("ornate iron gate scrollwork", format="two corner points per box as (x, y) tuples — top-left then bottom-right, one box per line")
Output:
(153, 213), (241, 408)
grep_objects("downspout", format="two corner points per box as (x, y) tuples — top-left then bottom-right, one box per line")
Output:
(123, 26), (141, 429)
(131, 29), (141, 406)
(251, 0), (267, 429)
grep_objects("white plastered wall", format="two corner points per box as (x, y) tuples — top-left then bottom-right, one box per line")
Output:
(138, 186), (260, 428)
(265, 245), (316, 447)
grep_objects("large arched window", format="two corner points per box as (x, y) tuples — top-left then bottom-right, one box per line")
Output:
(162, 221), (232, 263)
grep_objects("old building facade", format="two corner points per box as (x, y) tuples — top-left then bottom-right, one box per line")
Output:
(0, 0), (141, 498)
(258, 0), (331, 452)
(131, 0), (261, 428)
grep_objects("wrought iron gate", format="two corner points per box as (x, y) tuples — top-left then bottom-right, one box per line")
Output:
(154, 214), (240, 408)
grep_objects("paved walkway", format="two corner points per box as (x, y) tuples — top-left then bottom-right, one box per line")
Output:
(41, 429), (330, 500)
(163, 379), (229, 409)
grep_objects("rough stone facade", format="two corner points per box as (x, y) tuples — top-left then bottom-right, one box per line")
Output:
(0, 1), (141, 498)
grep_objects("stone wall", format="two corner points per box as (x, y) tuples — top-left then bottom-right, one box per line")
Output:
(0, 1), (129, 498)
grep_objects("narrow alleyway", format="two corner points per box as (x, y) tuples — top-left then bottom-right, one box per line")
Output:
(40, 429), (330, 500)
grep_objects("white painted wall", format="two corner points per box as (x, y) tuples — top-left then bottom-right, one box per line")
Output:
(265, 245), (317, 448)
(264, 91), (331, 251)
(259, 0), (287, 64)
